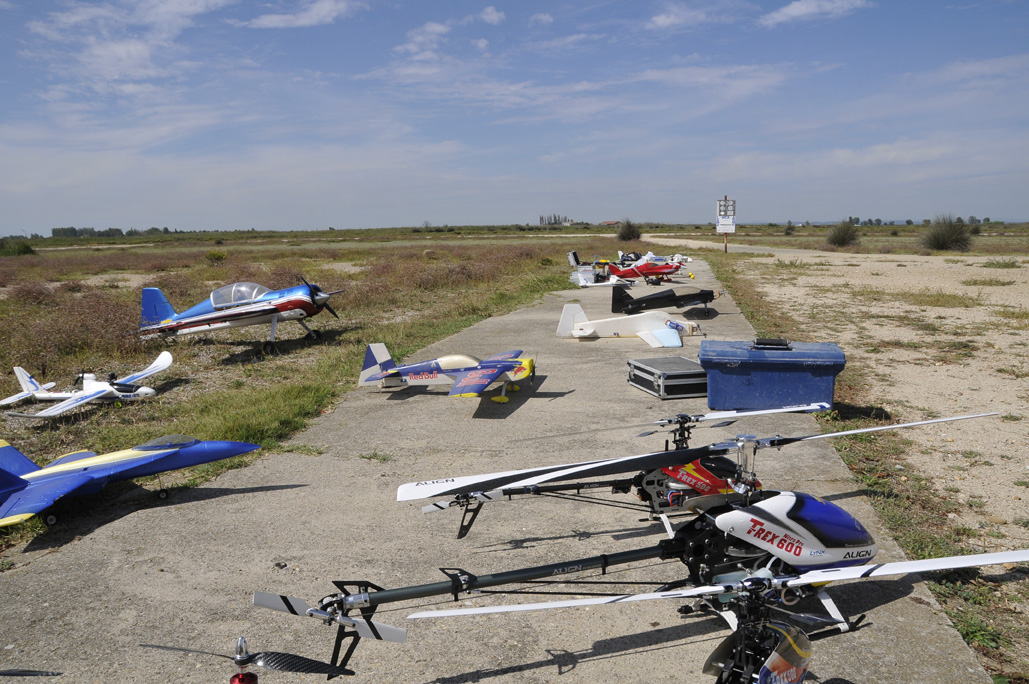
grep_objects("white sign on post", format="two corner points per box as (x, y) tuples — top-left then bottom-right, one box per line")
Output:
(716, 215), (736, 233)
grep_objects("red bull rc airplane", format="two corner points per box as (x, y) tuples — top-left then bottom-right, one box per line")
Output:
(358, 344), (535, 403)
(139, 278), (342, 354)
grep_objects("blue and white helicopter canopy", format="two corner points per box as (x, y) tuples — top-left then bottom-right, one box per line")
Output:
(210, 282), (271, 308)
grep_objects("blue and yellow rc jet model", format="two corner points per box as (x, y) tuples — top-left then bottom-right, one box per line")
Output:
(358, 344), (535, 403)
(0, 435), (259, 527)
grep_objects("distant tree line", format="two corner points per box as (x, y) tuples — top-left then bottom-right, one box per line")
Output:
(846, 216), (989, 227)
(51, 226), (177, 238)
(539, 214), (571, 226)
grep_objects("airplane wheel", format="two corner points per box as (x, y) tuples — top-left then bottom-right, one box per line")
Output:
(157, 490), (169, 500)
(44, 514), (58, 526)
(491, 396), (510, 404)
(305, 330), (322, 340)
(262, 341), (278, 356)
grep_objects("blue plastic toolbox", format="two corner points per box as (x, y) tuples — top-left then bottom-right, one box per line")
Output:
(698, 339), (845, 410)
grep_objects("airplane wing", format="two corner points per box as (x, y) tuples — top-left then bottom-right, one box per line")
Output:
(636, 329), (683, 348)
(0, 391), (34, 406)
(6, 388), (113, 419)
(482, 350), (523, 361)
(447, 367), (507, 397)
(0, 472), (96, 527)
(115, 351), (173, 384)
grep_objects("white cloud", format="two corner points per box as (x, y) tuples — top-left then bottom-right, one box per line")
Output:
(479, 6), (505, 25)
(242, 0), (364, 29)
(647, 5), (712, 30)
(528, 13), (553, 27)
(759, 0), (871, 28)
(472, 38), (489, 53)
(394, 21), (452, 61)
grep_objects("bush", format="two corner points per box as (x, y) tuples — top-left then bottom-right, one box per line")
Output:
(206, 250), (227, 266)
(617, 220), (642, 242)
(826, 221), (859, 247)
(0, 238), (35, 256)
(921, 214), (973, 252)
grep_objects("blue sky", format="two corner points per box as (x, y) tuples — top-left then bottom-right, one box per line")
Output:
(1, 0), (1027, 235)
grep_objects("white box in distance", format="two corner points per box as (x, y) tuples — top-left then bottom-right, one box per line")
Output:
(627, 356), (707, 400)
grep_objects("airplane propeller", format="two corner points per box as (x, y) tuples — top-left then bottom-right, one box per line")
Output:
(300, 276), (343, 320)
(0, 670), (62, 677)
(141, 636), (350, 676)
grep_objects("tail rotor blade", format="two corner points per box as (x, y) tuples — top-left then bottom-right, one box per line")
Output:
(252, 650), (352, 676)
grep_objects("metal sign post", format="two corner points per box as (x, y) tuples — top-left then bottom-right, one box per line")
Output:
(716, 196), (736, 253)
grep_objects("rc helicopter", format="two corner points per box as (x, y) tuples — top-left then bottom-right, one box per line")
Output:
(252, 411), (1021, 682)
(410, 402), (832, 538)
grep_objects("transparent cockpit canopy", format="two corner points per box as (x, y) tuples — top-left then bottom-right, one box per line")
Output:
(210, 282), (271, 308)
(136, 435), (200, 450)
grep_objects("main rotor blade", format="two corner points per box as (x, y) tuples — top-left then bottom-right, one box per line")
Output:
(784, 548), (1029, 588)
(396, 444), (722, 501)
(513, 402), (829, 444)
(399, 411), (995, 502)
(762, 412), (999, 450)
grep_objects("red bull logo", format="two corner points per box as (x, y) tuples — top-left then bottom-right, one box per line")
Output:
(408, 371), (438, 381)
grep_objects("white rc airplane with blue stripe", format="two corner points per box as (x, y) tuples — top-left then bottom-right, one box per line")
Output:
(2, 351), (172, 420)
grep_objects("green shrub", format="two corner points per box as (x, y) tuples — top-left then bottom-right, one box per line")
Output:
(0, 238), (35, 256)
(617, 220), (642, 241)
(205, 250), (227, 266)
(921, 214), (972, 252)
(826, 221), (859, 247)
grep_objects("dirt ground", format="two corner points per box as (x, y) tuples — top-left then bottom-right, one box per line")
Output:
(742, 251), (1029, 543)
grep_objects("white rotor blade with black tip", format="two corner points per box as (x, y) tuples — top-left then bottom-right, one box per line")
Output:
(253, 592), (407, 643)
(513, 402), (830, 443)
(783, 549), (1029, 588)
(756, 412), (998, 450)
(140, 639), (350, 676)
(408, 548), (1029, 619)
(397, 412), (997, 502)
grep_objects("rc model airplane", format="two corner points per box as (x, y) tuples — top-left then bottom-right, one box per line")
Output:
(0, 434), (259, 527)
(139, 278), (342, 354)
(2, 351), (173, 420)
(557, 303), (700, 347)
(358, 344), (535, 403)
(611, 284), (717, 314)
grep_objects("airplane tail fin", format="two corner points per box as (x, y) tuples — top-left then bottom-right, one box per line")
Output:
(13, 367), (42, 393)
(0, 466), (30, 503)
(358, 344), (398, 385)
(556, 304), (588, 337)
(567, 251), (581, 267)
(0, 440), (40, 477)
(611, 285), (634, 313)
(140, 287), (177, 328)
